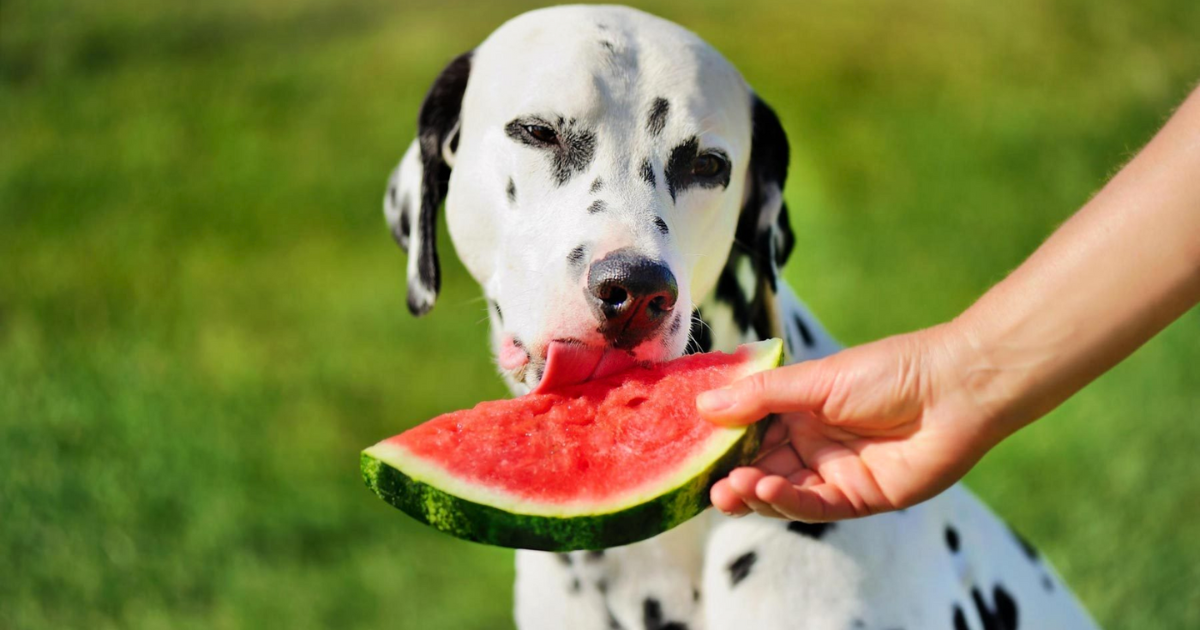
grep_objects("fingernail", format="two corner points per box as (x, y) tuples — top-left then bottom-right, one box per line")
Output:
(697, 387), (735, 413)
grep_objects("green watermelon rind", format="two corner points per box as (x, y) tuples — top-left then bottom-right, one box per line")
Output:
(361, 338), (782, 551)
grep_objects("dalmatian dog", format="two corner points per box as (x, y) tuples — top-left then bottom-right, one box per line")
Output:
(382, 5), (1100, 629)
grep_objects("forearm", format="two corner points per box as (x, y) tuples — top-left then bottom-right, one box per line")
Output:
(949, 85), (1200, 441)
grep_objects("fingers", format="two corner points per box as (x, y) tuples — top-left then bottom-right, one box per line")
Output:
(754, 476), (862, 522)
(697, 360), (834, 427)
(713, 467), (863, 522)
(752, 441), (803, 476)
(726, 468), (787, 519)
(710, 478), (751, 517)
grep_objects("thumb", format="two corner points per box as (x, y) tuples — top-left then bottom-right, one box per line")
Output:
(696, 359), (834, 426)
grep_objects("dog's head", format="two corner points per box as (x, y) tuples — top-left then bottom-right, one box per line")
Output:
(385, 6), (793, 393)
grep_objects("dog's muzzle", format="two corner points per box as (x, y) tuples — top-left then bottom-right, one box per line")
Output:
(586, 248), (678, 350)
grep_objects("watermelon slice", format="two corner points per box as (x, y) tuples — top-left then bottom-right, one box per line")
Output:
(361, 339), (782, 551)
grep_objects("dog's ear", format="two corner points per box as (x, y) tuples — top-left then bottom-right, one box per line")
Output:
(736, 94), (795, 290)
(383, 51), (472, 316)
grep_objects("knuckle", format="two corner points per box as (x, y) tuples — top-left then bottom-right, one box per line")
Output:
(741, 372), (770, 399)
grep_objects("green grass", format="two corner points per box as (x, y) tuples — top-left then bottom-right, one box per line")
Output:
(2, 0), (1198, 628)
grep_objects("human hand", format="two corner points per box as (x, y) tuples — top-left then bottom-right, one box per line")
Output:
(698, 324), (1006, 522)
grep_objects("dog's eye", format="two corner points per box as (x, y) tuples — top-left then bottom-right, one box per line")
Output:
(692, 153), (726, 178)
(523, 124), (558, 144)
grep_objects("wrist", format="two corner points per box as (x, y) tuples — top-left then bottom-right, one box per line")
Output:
(925, 316), (1028, 447)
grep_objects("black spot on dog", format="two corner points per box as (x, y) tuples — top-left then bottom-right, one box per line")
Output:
(727, 551), (757, 587)
(994, 585), (1018, 629)
(692, 587), (700, 602)
(643, 598), (663, 628)
(686, 310), (713, 354)
(506, 178), (516, 203)
(555, 129), (597, 186)
(571, 577), (581, 593)
(793, 314), (815, 348)
(945, 525), (961, 553)
(568, 246), (587, 267)
(395, 198), (412, 248)
(646, 97), (669, 137)
(653, 217), (669, 235)
(787, 521), (833, 539)
(591, 177), (604, 193)
(600, 40), (616, 54)
(852, 620), (866, 629)
(640, 159), (657, 188)
(664, 137), (696, 203)
(953, 605), (969, 630)
(1042, 575), (1054, 592)
(715, 250), (773, 340)
(588, 200), (607, 214)
(970, 588), (991, 629)
(586, 549), (605, 562)
(971, 585), (1019, 630)
(505, 117), (596, 186)
(557, 553), (573, 566)
(667, 311), (683, 336)
(715, 262), (753, 333)
(664, 136), (731, 202)
(642, 597), (688, 630)
(491, 300), (503, 323)
(596, 578), (609, 595)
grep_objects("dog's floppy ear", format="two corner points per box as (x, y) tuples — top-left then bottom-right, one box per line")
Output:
(383, 51), (472, 316)
(736, 94), (795, 290)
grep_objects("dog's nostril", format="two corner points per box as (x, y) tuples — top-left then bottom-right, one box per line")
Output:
(647, 295), (672, 315)
(601, 286), (629, 307)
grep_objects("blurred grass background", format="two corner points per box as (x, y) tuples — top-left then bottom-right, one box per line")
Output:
(2, 0), (1198, 627)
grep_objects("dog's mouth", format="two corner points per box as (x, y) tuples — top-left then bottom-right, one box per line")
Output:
(530, 339), (645, 394)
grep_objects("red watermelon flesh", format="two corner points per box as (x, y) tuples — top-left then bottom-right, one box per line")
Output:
(362, 339), (782, 550)
(393, 349), (745, 504)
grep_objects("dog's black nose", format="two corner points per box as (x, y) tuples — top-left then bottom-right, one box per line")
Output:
(586, 249), (678, 349)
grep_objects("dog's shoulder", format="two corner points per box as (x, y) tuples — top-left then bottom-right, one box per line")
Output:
(773, 280), (841, 362)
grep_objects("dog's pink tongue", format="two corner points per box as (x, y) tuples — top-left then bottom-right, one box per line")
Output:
(535, 342), (603, 393)
(591, 349), (640, 381)
(533, 342), (640, 394)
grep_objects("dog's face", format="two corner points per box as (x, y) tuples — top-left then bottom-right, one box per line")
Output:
(386, 6), (793, 394)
